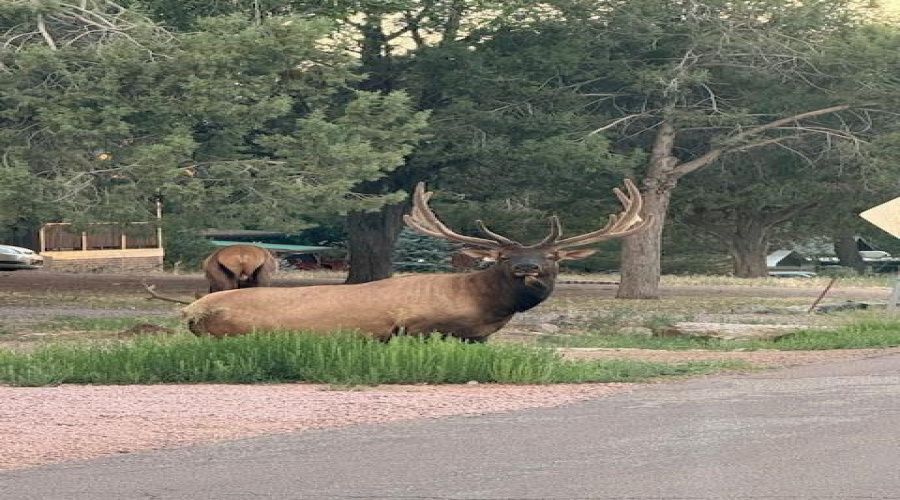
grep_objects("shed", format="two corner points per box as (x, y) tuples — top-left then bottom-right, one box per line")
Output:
(38, 222), (164, 272)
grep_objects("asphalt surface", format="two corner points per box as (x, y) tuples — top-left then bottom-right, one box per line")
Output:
(3, 353), (900, 499)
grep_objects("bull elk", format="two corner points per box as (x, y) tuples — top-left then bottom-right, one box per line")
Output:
(183, 180), (650, 341)
(203, 244), (277, 293)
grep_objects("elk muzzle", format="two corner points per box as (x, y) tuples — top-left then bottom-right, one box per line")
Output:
(506, 255), (556, 290)
(512, 262), (541, 277)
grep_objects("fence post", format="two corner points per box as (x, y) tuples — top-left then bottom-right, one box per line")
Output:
(155, 198), (164, 250)
(888, 275), (900, 310)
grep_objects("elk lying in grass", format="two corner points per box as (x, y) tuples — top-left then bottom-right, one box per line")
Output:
(203, 244), (277, 293)
(183, 180), (650, 341)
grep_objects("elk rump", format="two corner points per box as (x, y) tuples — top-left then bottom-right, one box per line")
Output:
(203, 244), (277, 293)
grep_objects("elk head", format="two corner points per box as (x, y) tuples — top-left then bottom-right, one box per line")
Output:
(403, 179), (652, 310)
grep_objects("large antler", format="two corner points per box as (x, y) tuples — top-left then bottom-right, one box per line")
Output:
(403, 183), (522, 248)
(548, 178), (652, 249)
(404, 179), (651, 250)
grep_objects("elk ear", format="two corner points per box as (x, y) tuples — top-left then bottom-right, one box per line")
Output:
(556, 249), (597, 261)
(460, 248), (499, 261)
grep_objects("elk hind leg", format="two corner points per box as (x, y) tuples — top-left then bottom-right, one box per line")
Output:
(243, 264), (272, 288)
(209, 263), (239, 293)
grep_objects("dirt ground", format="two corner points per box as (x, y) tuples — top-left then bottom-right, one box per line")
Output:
(0, 270), (895, 471)
(0, 269), (891, 299)
(0, 269), (302, 297)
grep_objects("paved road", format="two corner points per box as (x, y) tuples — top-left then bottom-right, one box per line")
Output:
(3, 353), (900, 499)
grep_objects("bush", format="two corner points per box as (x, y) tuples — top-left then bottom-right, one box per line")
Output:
(163, 230), (215, 271)
(816, 266), (860, 278)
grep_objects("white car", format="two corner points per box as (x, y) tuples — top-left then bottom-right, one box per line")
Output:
(0, 244), (45, 270)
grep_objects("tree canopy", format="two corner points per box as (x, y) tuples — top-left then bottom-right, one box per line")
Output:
(1, 0), (899, 284)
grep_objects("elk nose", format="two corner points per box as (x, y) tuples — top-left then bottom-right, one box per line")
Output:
(513, 263), (541, 274)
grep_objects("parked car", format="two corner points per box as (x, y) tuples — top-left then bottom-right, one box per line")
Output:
(0, 245), (45, 270)
(282, 253), (348, 271)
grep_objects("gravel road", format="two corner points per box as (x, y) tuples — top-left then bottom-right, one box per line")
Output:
(3, 347), (896, 471)
(0, 383), (637, 471)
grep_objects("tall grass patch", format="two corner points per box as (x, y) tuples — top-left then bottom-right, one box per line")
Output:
(0, 332), (743, 387)
(540, 317), (900, 351)
(770, 318), (900, 350)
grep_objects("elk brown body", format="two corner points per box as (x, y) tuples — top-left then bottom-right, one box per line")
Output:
(183, 180), (650, 341)
(202, 244), (277, 293)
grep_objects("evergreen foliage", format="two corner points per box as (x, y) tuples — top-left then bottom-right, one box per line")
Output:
(0, 6), (427, 249)
(393, 228), (456, 272)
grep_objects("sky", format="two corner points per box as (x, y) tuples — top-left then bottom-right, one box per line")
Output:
(876, 0), (900, 15)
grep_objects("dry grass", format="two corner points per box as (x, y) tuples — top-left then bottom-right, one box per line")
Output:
(660, 274), (891, 288)
(557, 272), (892, 288)
(0, 291), (174, 309)
(542, 295), (816, 318)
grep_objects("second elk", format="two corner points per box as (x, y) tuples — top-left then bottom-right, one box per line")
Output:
(183, 180), (650, 341)
(203, 244), (277, 293)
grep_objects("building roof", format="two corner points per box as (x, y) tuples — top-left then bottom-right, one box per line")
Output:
(767, 250), (811, 267)
(210, 240), (332, 253)
(200, 229), (288, 238)
(766, 250), (811, 267)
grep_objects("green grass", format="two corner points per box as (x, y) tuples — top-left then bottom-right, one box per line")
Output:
(539, 317), (900, 351)
(768, 319), (900, 350)
(0, 332), (746, 387)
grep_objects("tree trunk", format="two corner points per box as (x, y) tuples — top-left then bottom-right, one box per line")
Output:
(342, 15), (405, 285)
(617, 121), (678, 300)
(729, 220), (770, 278)
(833, 232), (866, 274)
(345, 201), (407, 284)
(617, 186), (673, 299)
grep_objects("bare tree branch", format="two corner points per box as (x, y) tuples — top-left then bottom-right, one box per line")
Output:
(142, 281), (193, 305)
(35, 13), (58, 50)
(588, 113), (649, 135)
(672, 104), (869, 178)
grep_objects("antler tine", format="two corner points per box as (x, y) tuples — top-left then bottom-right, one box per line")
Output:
(531, 215), (563, 247)
(475, 220), (519, 246)
(404, 183), (504, 249)
(403, 215), (457, 241)
(554, 179), (653, 249)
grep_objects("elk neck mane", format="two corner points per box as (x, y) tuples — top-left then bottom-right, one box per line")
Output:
(464, 263), (557, 314)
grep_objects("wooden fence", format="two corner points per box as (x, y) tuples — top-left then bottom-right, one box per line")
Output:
(39, 222), (161, 252)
